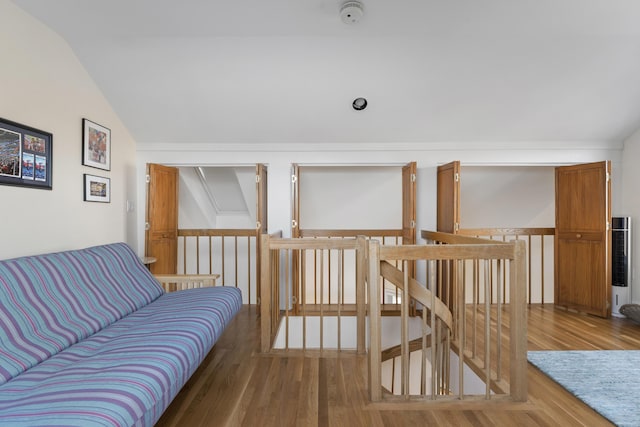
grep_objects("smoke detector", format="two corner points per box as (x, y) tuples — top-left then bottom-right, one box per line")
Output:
(340, 1), (364, 24)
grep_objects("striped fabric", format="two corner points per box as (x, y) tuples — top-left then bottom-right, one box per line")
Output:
(0, 286), (242, 426)
(0, 243), (163, 385)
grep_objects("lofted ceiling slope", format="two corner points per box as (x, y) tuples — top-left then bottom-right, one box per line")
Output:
(11, 0), (640, 147)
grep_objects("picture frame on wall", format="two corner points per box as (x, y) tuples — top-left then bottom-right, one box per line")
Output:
(82, 118), (110, 171)
(0, 117), (52, 190)
(83, 174), (110, 203)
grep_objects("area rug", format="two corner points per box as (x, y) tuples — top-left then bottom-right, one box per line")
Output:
(528, 350), (640, 427)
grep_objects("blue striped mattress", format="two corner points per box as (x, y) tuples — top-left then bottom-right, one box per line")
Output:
(0, 243), (165, 384)
(0, 243), (242, 426)
(0, 286), (242, 426)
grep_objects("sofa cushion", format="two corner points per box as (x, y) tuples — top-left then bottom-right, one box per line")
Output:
(0, 243), (163, 385)
(0, 286), (242, 427)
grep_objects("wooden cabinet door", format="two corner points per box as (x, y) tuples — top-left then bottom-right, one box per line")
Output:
(402, 162), (417, 245)
(437, 161), (460, 234)
(256, 164), (268, 307)
(145, 163), (178, 274)
(555, 161), (611, 318)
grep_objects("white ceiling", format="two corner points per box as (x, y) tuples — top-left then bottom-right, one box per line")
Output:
(12, 0), (640, 147)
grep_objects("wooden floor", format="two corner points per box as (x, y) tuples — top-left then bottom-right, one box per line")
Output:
(157, 305), (640, 427)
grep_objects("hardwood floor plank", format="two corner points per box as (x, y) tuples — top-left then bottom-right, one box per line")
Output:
(158, 304), (640, 426)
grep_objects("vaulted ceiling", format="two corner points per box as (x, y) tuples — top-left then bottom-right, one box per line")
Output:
(12, 0), (640, 147)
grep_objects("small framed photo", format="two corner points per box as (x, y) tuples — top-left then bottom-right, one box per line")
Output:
(84, 174), (110, 203)
(0, 117), (52, 190)
(82, 118), (111, 171)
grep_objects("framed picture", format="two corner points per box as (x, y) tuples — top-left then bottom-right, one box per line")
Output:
(82, 118), (110, 171)
(0, 117), (52, 190)
(84, 174), (110, 203)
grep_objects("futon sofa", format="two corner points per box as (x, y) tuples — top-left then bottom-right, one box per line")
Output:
(0, 242), (242, 426)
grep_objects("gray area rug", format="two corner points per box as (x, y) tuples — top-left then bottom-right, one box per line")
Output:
(528, 350), (640, 427)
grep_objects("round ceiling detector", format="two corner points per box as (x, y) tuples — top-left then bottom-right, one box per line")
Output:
(352, 97), (368, 110)
(340, 1), (364, 24)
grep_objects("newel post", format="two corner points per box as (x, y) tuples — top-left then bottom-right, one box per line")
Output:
(509, 239), (528, 401)
(368, 239), (382, 402)
(260, 233), (272, 353)
(356, 235), (367, 354)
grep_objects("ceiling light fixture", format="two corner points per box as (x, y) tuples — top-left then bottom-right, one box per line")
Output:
(352, 97), (368, 110)
(340, 1), (364, 24)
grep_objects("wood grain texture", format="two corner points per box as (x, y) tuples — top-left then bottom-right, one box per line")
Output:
(555, 161), (611, 318)
(156, 304), (640, 426)
(145, 163), (178, 274)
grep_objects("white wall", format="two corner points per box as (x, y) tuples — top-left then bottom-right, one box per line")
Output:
(299, 166), (402, 229)
(460, 166), (555, 228)
(622, 135), (640, 302)
(0, 2), (137, 260)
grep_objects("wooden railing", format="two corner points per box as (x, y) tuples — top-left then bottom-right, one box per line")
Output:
(260, 231), (528, 404)
(457, 228), (554, 304)
(390, 231), (527, 401)
(297, 229), (406, 313)
(260, 233), (367, 354)
(177, 229), (257, 304)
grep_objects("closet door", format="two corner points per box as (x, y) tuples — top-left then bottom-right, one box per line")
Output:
(291, 164), (301, 313)
(437, 161), (460, 234)
(402, 162), (417, 245)
(436, 161), (460, 312)
(555, 161), (611, 318)
(145, 163), (178, 274)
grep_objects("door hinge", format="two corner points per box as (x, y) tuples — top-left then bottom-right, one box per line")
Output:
(291, 174), (298, 184)
(256, 175), (261, 183)
(454, 173), (460, 183)
(256, 221), (261, 230)
(606, 221), (611, 231)
(145, 174), (151, 184)
(455, 222), (460, 232)
(411, 173), (416, 183)
(606, 172), (611, 182)
(410, 220), (415, 229)
(145, 222), (150, 231)
(292, 219), (298, 229)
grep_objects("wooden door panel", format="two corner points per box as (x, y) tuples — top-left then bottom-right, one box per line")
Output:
(145, 163), (178, 274)
(556, 164), (607, 232)
(555, 161), (611, 318)
(256, 164), (268, 307)
(556, 239), (607, 314)
(437, 161), (460, 234)
(402, 162), (416, 245)
(291, 164), (300, 313)
(291, 164), (300, 238)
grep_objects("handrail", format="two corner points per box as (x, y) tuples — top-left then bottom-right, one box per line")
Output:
(300, 229), (403, 238)
(178, 229), (256, 237)
(458, 227), (554, 237)
(379, 261), (452, 329)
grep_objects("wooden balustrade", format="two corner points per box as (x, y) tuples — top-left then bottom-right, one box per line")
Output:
(457, 227), (554, 304)
(415, 231), (527, 402)
(260, 233), (366, 354)
(298, 229), (406, 313)
(177, 229), (258, 304)
(260, 230), (528, 404)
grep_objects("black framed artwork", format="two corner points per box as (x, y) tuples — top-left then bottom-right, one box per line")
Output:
(0, 117), (52, 190)
(82, 118), (111, 171)
(83, 174), (110, 203)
